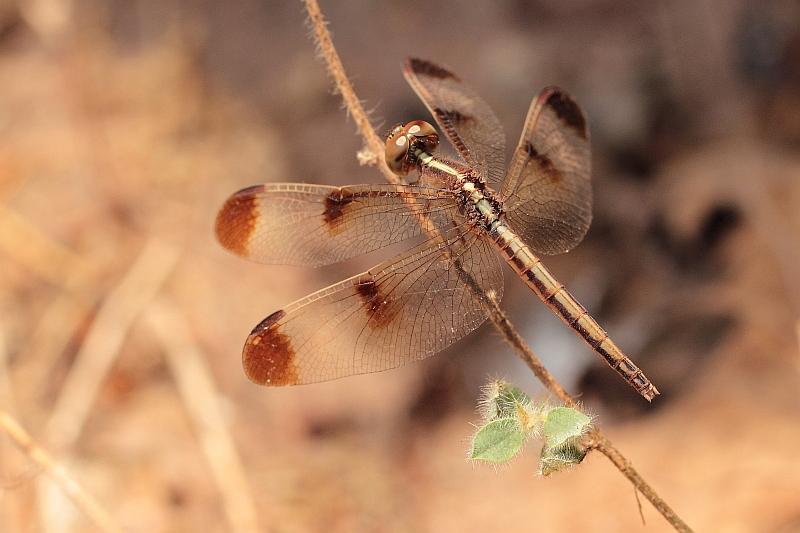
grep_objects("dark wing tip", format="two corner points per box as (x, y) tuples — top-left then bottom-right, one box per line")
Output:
(541, 88), (589, 141)
(242, 310), (300, 386)
(405, 58), (461, 83)
(215, 185), (264, 258)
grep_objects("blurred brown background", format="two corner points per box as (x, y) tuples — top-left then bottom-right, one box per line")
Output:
(1, 0), (800, 531)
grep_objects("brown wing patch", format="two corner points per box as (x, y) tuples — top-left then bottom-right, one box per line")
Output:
(524, 141), (564, 185)
(544, 91), (588, 141)
(322, 187), (356, 234)
(355, 274), (397, 329)
(407, 58), (461, 82)
(215, 185), (263, 258)
(243, 310), (299, 386)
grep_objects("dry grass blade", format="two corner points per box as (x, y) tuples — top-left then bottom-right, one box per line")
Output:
(46, 238), (181, 452)
(0, 409), (126, 533)
(0, 326), (30, 533)
(0, 205), (94, 291)
(0, 206), (99, 424)
(301, 0), (692, 531)
(145, 298), (260, 533)
(0, 327), (15, 417)
(12, 293), (96, 422)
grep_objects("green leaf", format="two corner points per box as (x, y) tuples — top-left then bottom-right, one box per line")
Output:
(469, 418), (525, 463)
(480, 381), (531, 421)
(539, 407), (592, 475)
(540, 443), (587, 476)
(542, 407), (591, 448)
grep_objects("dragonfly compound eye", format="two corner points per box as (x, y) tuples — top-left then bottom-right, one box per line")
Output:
(385, 125), (413, 176)
(406, 120), (439, 154)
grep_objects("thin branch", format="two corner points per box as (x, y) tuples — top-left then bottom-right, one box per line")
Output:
(301, 1), (693, 531)
(0, 409), (126, 533)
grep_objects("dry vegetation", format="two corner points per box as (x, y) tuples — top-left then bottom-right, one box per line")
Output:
(1, 0), (800, 531)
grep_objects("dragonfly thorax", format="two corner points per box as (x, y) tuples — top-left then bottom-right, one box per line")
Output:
(457, 174), (504, 232)
(385, 120), (439, 177)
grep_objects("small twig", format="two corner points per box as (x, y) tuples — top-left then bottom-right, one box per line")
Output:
(634, 484), (646, 525)
(0, 409), (126, 533)
(302, 1), (693, 532)
(144, 298), (260, 533)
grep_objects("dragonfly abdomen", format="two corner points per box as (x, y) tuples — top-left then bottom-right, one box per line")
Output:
(489, 223), (658, 400)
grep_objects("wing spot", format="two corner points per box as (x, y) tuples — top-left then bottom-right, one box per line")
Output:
(243, 310), (300, 386)
(322, 187), (356, 235)
(356, 274), (396, 329)
(545, 91), (588, 141)
(408, 58), (462, 82)
(524, 141), (564, 185)
(215, 186), (263, 258)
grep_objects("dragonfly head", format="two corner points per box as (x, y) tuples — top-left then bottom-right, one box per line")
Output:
(385, 120), (439, 176)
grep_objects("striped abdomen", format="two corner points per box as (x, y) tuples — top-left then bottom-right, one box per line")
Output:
(489, 223), (658, 400)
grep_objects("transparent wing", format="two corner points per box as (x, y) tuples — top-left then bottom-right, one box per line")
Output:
(403, 58), (506, 185)
(501, 87), (593, 255)
(241, 227), (504, 386)
(215, 183), (458, 266)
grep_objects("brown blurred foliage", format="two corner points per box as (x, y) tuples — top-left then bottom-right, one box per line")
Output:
(1, 0), (800, 531)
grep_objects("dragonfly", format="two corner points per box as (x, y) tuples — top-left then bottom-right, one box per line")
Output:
(215, 58), (658, 401)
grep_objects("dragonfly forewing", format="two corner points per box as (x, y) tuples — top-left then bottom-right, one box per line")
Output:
(404, 58), (506, 185)
(215, 183), (457, 267)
